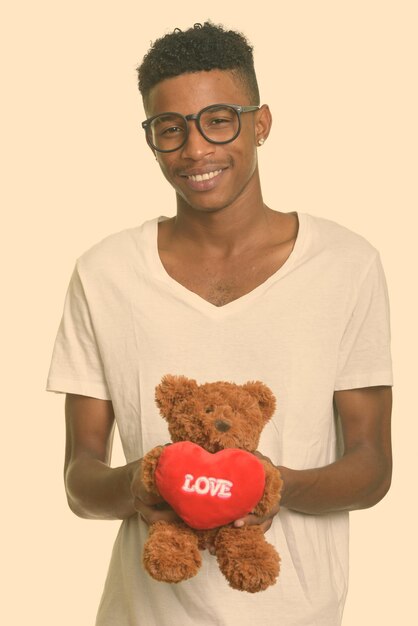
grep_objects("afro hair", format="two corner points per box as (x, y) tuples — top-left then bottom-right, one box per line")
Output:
(137, 22), (260, 105)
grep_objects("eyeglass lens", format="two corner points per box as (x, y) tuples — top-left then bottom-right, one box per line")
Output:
(147, 105), (240, 151)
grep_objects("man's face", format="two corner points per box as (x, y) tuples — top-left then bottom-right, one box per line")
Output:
(144, 70), (268, 213)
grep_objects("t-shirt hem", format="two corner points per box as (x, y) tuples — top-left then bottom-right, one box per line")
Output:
(46, 377), (112, 401)
(334, 371), (393, 391)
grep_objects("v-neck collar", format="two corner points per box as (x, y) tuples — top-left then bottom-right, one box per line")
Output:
(145, 212), (308, 318)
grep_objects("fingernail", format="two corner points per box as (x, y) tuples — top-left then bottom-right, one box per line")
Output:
(234, 520), (244, 528)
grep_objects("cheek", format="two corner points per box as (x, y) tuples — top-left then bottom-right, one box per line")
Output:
(231, 135), (258, 176)
(156, 155), (173, 179)
(156, 157), (188, 195)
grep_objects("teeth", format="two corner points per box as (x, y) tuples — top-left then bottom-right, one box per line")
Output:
(188, 169), (222, 182)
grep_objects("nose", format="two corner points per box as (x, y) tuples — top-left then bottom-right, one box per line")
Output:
(180, 121), (215, 160)
(215, 420), (231, 433)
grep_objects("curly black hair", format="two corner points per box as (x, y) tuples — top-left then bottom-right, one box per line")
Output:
(137, 22), (260, 106)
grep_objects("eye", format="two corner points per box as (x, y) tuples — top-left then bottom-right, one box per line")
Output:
(203, 107), (235, 125)
(205, 406), (214, 413)
(209, 117), (230, 126)
(160, 125), (184, 136)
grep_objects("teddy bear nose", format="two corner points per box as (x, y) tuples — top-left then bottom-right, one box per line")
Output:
(215, 420), (231, 432)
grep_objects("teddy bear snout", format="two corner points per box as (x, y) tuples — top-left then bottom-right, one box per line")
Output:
(215, 419), (232, 432)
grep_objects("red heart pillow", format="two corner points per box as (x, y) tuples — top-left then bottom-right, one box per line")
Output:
(155, 442), (265, 530)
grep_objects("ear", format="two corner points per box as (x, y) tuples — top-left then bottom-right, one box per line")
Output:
(155, 375), (198, 420)
(242, 381), (276, 422)
(254, 104), (272, 146)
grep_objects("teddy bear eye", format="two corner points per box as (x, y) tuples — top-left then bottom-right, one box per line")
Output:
(205, 406), (214, 413)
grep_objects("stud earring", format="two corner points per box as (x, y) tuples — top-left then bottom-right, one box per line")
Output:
(258, 138), (265, 146)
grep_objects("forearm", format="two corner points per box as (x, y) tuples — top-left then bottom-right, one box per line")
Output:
(65, 457), (138, 520)
(279, 444), (392, 515)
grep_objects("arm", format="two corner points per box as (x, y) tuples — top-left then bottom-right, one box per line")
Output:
(64, 393), (178, 522)
(235, 385), (392, 528)
(278, 386), (392, 514)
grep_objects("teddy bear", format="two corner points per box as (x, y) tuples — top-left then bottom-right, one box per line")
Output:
(140, 374), (283, 593)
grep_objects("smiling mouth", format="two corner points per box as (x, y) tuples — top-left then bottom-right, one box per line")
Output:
(184, 169), (224, 182)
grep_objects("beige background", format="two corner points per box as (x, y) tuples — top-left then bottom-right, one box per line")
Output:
(2, 1), (417, 624)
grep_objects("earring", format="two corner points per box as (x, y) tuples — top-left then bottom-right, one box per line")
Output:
(258, 138), (265, 146)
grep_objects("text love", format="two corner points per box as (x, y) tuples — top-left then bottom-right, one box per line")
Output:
(181, 473), (233, 499)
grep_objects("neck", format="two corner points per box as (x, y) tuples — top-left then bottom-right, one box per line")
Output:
(172, 172), (275, 257)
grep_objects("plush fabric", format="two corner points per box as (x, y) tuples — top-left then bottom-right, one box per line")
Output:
(155, 441), (266, 529)
(141, 375), (283, 592)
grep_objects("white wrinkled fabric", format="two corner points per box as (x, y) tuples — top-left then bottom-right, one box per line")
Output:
(47, 213), (393, 626)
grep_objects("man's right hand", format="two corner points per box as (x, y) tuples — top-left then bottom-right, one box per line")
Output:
(130, 459), (180, 525)
(64, 393), (181, 522)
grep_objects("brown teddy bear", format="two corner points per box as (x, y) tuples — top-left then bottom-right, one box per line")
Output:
(140, 374), (283, 593)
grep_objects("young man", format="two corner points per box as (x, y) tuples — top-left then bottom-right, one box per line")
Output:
(47, 22), (393, 626)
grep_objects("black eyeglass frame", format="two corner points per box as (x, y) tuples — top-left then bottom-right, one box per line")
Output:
(141, 103), (260, 153)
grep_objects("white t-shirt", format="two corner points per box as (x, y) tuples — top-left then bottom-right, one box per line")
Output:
(47, 213), (393, 626)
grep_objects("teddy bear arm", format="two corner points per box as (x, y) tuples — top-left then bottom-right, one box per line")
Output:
(141, 446), (165, 495)
(253, 460), (283, 517)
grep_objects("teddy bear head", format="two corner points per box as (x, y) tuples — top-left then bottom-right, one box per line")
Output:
(155, 375), (276, 453)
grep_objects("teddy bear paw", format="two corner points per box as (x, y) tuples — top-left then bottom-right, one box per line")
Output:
(215, 526), (280, 593)
(143, 521), (202, 583)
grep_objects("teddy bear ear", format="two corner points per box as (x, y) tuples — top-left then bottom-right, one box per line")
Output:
(155, 375), (198, 419)
(242, 381), (276, 422)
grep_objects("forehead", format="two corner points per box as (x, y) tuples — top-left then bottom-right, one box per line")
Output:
(145, 69), (250, 117)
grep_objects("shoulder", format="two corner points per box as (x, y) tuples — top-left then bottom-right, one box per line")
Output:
(75, 218), (159, 280)
(302, 213), (379, 271)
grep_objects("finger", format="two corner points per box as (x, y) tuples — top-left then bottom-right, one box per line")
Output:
(134, 493), (162, 510)
(132, 475), (165, 505)
(253, 450), (273, 464)
(233, 508), (278, 528)
(133, 497), (151, 516)
(233, 516), (274, 533)
(259, 518), (273, 533)
(253, 450), (268, 460)
(135, 501), (181, 525)
(137, 491), (165, 506)
(147, 508), (181, 524)
(233, 514), (260, 528)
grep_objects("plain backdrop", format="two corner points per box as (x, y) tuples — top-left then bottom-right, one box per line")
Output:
(1, 1), (417, 624)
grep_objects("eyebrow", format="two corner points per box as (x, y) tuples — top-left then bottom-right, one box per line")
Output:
(153, 113), (181, 124)
(204, 105), (232, 113)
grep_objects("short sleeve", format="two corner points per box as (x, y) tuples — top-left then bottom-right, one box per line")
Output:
(46, 264), (111, 400)
(334, 253), (393, 390)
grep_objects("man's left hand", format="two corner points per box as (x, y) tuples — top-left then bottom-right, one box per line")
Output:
(234, 449), (281, 532)
(207, 450), (281, 554)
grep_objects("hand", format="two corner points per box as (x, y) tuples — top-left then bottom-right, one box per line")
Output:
(234, 449), (281, 531)
(207, 450), (281, 555)
(130, 458), (180, 525)
(252, 449), (276, 466)
(233, 502), (280, 532)
(207, 505), (280, 556)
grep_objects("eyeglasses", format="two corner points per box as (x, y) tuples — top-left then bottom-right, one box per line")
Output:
(141, 103), (260, 153)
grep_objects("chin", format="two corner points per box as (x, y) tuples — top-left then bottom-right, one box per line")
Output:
(191, 204), (230, 214)
(177, 191), (241, 214)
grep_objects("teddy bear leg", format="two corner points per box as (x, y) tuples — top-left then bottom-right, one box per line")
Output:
(143, 520), (202, 583)
(214, 526), (280, 593)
